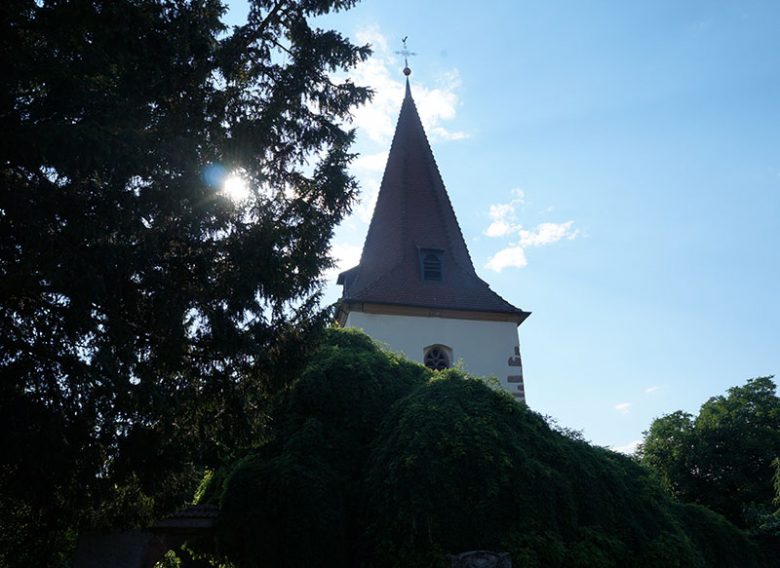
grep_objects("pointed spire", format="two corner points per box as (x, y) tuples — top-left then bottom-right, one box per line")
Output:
(338, 80), (527, 321)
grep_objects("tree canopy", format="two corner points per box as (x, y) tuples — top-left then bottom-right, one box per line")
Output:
(0, 0), (370, 564)
(209, 329), (767, 568)
(639, 377), (780, 528)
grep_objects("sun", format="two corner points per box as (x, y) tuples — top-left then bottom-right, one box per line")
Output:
(222, 173), (250, 202)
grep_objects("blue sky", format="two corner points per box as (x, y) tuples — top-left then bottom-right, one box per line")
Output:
(226, 1), (780, 452)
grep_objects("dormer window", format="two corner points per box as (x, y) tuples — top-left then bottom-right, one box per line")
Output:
(419, 248), (443, 281)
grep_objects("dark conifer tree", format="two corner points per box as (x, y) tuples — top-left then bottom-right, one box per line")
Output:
(0, 1), (370, 563)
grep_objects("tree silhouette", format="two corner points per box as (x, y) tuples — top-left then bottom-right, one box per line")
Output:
(0, 0), (370, 563)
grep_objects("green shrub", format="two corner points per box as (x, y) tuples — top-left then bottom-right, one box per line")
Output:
(213, 328), (428, 566)
(210, 329), (767, 568)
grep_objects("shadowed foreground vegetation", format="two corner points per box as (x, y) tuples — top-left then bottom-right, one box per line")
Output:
(1, 1), (372, 563)
(202, 329), (769, 567)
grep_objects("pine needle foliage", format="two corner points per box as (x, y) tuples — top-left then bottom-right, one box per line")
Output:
(0, 0), (370, 563)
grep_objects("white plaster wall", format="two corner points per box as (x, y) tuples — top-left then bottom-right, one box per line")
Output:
(345, 312), (525, 400)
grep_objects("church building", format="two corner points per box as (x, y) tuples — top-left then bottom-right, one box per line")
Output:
(337, 75), (530, 401)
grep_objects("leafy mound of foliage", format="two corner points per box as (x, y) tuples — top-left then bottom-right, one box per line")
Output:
(212, 328), (429, 566)
(210, 329), (766, 567)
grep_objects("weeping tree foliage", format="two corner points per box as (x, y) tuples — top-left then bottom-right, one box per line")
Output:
(0, 0), (370, 564)
(213, 329), (430, 566)
(213, 329), (766, 568)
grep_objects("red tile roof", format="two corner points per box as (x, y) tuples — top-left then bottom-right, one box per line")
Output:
(338, 80), (529, 321)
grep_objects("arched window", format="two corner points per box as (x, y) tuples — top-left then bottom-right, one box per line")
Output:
(424, 344), (452, 371)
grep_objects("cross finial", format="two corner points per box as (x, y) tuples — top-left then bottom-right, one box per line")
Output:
(395, 36), (416, 76)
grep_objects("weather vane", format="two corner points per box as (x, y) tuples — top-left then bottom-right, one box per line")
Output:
(395, 36), (416, 76)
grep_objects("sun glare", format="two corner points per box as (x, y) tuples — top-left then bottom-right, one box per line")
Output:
(222, 173), (250, 202)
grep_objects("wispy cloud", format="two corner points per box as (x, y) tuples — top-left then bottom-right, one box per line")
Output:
(484, 188), (524, 237)
(324, 242), (363, 279)
(519, 221), (579, 247)
(351, 151), (388, 174)
(614, 402), (632, 415)
(484, 219), (516, 238)
(347, 26), (467, 145)
(353, 178), (381, 224)
(349, 151), (387, 224)
(485, 245), (528, 272)
(612, 439), (641, 455)
(484, 189), (578, 272)
(644, 386), (660, 394)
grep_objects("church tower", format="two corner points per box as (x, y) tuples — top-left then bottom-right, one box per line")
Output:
(337, 77), (530, 401)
